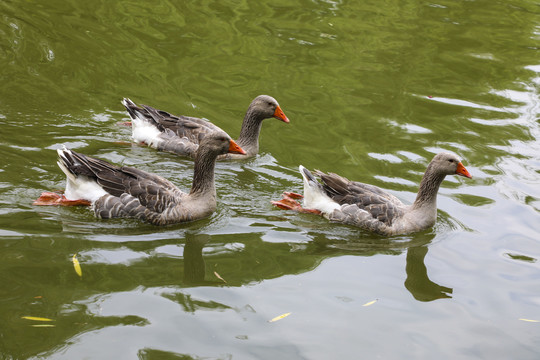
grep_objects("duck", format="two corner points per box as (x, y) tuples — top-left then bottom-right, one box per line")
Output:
(121, 95), (289, 160)
(271, 152), (472, 235)
(33, 131), (246, 225)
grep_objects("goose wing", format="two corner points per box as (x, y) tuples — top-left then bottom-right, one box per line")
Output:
(314, 171), (405, 226)
(142, 105), (223, 145)
(64, 150), (185, 214)
(123, 98), (225, 145)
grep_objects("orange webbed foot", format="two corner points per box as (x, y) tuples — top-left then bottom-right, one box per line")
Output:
(117, 121), (132, 126)
(271, 198), (299, 211)
(271, 192), (321, 215)
(283, 192), (303, 199)
(33, 192), (91, 206)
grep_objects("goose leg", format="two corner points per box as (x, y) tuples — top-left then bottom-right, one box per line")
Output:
(33, 191), (91, 206)
(283, 191), (303, 199)
(271, 192), (321, 215)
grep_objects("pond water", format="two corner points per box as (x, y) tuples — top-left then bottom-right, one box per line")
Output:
(1, 0), (539, 359)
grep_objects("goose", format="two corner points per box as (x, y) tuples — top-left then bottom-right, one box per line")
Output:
(33, 132), (246, 225)
(271, 152), (472, 235)
(122, 95), (289, 160)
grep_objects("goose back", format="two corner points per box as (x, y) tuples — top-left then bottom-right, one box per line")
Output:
(313, 170), (406, 228)
(58, 148), (189, 225)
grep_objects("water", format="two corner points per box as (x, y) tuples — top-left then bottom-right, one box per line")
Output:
(1, 0), (539, 358)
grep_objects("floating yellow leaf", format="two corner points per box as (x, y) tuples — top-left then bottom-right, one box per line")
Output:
(519, 318), (539, 323)
(269, 312), (291, 323)
(22, 316), (54, 322)
(72, 253), (82, 278)
(31, 324), (56, 328)
(214, 271), (227, 283)
(362, 299), (378, 307)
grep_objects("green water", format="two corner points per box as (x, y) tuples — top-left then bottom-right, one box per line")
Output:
(1, 0), (539, 358)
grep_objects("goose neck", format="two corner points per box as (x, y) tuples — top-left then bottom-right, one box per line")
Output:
(236, 107), (264, 152)
(411, 164), (446, 210)
(190, 148), (218, 196)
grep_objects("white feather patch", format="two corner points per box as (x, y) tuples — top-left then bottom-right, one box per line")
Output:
(299, 165), (340, 215)
(57, 147), (107, 203)
(131, 114), (163, 148)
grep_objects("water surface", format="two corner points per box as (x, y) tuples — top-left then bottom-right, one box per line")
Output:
(1, 0), (539, 359)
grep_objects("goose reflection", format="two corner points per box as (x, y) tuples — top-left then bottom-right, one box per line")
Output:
(405, 245), (452, 301)
(310, 231), (453, 302)
(182, 229), (452, 301)
(183, 233), (210, 285)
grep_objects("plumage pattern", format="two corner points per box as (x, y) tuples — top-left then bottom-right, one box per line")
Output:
(313, 170), (405, 227)
(273, 153), (472, 236)
(122, 95), (289, 159)
(43, 131), (245, 225)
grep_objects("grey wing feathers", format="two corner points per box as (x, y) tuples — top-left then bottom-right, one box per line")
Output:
(62, 150), (184, 215)
(123, 98), (224, 145)
(314, 170), (404, 226)
(327, 204), (393, 235)
(155, 128), (200, 158)
(60, 149), (125, 196)
(117, 167), (181, 211)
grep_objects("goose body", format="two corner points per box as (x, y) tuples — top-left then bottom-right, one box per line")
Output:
(34, 132), (246, 225)
(272, 152), (472, 236)
(122, 95), (289, 160)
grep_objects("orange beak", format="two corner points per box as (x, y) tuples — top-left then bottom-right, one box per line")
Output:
(228, 139), (246, 154)
(273, 105), (289, 123)
(456, 162), (472, 178)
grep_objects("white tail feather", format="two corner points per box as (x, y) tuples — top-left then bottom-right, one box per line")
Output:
(299, 165), (340, 215)
(56, 148), (77, 184)
(56, 147), (107, 202)
(124, 104), (164, 148)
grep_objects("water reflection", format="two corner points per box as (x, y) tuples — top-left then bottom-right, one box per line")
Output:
(308, 230), (453, 301)
(183, 233), (209, 285)
(405, 245), (452, 301)
(180, 229), (453, 302)
(1, 0), (540, 357)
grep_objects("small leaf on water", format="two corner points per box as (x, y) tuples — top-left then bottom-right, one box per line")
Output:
(269, 312), (291, 323)
(214, 271), (227, 283)
(31, 324), (56, 328)
(519, 318), (539, 323)
(362, 299), (378, 307)
(72, 253), (82, 278)
(22, 316), (54, 322)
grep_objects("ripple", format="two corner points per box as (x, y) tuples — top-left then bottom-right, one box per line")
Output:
(427, 96), (510, 114)
(368, 152), (403, 163)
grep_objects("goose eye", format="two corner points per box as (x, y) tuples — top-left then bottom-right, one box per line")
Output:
(448, 159), (455, 163)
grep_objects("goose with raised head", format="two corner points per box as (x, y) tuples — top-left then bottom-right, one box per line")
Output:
(272, 152), (472, 236)
(122, 95), (289, 160)
(33, 132), (246, 225)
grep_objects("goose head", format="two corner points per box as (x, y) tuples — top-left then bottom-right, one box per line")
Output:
(249, 95), (289, 123)
(430, 152), (472, 178)
(199, 131), (246, 157)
